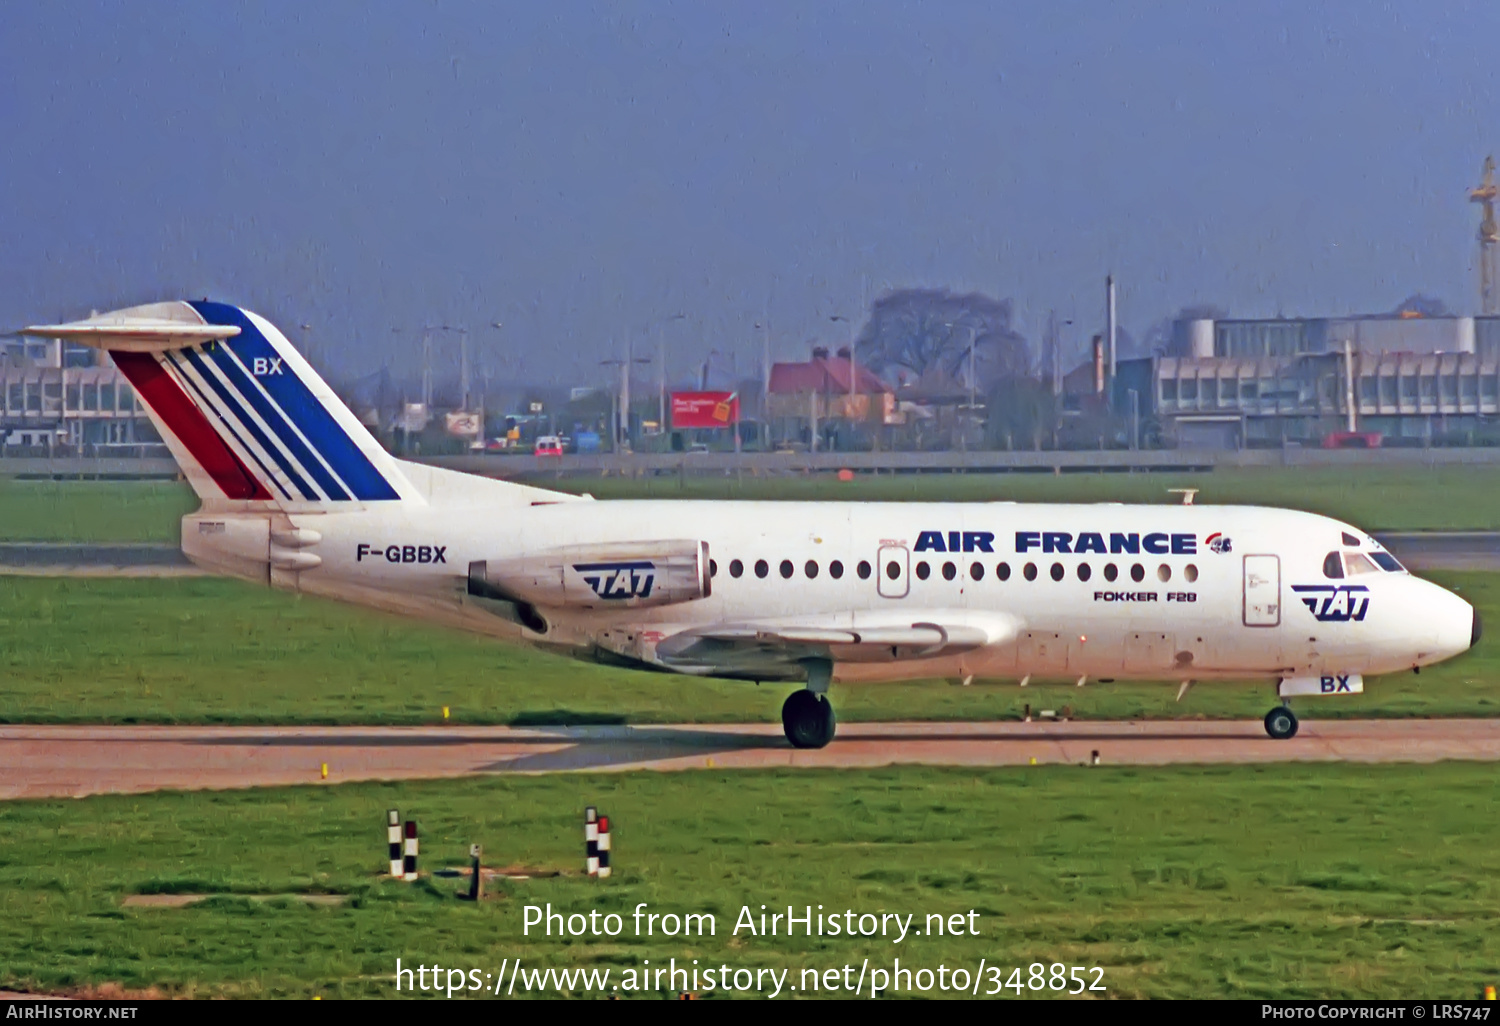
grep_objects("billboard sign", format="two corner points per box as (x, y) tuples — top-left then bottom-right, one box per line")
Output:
(671, 391), (739, 429)
(445, 411), (482, 438)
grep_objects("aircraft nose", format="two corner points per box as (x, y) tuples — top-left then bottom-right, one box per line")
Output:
(1472, 607), (1482, 650)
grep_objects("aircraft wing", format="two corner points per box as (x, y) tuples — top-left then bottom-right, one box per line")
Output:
(652, 609), (1021, 678)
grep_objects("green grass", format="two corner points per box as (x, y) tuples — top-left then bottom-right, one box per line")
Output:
(6, 465), (1500, 542)
(1, 764), (1497, 998)
(0, 573), (1495, 726)
(0, 480), (196, 543)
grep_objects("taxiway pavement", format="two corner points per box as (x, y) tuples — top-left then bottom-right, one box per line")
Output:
(2, 719), (1497, 799)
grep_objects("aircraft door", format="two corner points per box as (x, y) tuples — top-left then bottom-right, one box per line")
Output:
(876, 544), (910, 599)
(1243, 554), (1281, 627)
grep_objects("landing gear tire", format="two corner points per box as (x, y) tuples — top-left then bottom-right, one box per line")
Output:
(782, 689), (836, 749)
(1264, 705), (1299, 740)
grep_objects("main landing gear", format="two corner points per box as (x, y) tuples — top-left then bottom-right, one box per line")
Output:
(782, 690), (836, 749)
(782, 657), (837, 749)
(1263, 704), (1299, 740)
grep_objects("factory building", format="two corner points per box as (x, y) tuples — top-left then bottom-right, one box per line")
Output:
(0, 338), (158, 454)
(1137, 314), (1500, 447)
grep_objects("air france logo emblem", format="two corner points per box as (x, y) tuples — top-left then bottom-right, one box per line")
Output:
(1291, 584), (1370, 622)
(252, 357), (284, 376)
(1205, 532), (1232, 554)
(574, 560), (655, 600)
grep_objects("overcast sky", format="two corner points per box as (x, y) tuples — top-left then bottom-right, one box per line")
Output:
(3, 1), (1498, 386)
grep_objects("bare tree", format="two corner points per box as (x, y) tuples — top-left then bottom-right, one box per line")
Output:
(856, 288), (1031, 387)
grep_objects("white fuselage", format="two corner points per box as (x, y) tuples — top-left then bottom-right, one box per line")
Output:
(187, 497), (1476, 689)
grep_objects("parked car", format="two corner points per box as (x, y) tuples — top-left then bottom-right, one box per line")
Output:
(534, 435), (565, 456)
(1322, 431), (1382, 449)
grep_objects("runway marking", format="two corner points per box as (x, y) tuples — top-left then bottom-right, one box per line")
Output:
(1, 720), (1498, 799)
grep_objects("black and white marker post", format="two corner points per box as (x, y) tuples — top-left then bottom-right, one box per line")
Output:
(465, 844), (483, 901)
(597, 815), (612, 879)
(387, 809), (402, 877)
(403, 820), (419, 881)
(585, 806), (599, 876)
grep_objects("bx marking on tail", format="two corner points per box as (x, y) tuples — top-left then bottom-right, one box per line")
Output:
(24, 301), (409, 506)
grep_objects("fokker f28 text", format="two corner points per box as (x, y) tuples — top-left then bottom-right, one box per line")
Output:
(23, 302), (1480, 746)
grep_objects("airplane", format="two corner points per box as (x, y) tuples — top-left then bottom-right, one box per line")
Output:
(23, 301), (1480, 747)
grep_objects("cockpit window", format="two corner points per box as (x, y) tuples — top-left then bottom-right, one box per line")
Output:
(1322, 552), (1344, 579)
(1370, 552), (1406, 573)
(1343, 552), (1380, 575)
(1341, 532), (1360, 547)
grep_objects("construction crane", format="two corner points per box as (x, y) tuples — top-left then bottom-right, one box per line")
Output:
(1471, 155), (1499, 315)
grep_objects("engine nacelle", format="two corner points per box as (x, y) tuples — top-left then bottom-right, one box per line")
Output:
(478, 539), (711, 610)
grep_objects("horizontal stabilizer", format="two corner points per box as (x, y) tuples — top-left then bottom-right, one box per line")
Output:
(23, 302), (241, 351)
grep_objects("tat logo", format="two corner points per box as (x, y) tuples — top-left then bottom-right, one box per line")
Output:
(1205, 532), (1232, 554)
(1291, 584), (1370, 622)
(574, 560), (656, 600)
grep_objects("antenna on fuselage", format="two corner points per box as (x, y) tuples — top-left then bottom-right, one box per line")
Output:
(1168, 488), (1198, 506)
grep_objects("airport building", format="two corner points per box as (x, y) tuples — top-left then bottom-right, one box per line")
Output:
(1090, 315), (1500, 448)
(0, 338), (158, 453)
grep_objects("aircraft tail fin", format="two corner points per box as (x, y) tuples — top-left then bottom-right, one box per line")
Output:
(23, 301), (419, 507)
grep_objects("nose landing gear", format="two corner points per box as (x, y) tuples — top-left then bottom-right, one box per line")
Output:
(1263, 704), (1299, 740)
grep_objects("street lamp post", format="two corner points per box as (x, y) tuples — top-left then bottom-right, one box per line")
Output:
(456, 327), (471, 411)
(755, 319), (770, 451)
(968, 326), (976, 416)
(700, 349), (721, 391)
(602, 352), (651, 452)
(943, 321), (979, 451)
(655, 313), (685, 442)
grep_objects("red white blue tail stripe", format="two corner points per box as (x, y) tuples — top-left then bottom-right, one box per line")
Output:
(109, 302), (404, 503)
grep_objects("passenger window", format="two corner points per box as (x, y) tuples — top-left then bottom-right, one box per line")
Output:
(942, 562), (957, 581)
(1023, 562), (1038, 581)
(886, 561), (900, 580)
(830, 560), (845, 579)
(857, 560), (872, 580)
(1184, 564), (1198, 583)
(970, 562), (984, 581)
(1157, 564), (1171, 582)
(1077, 563), (1091, 582)
(805, 560), (819, 579)
(996, 562), (1011, 581)
(710, 559), (718, 577)
(755, 559), (769, 579)
(1322, 552), (1344, 579)
(1130, 563), (1145, 583)
(1050, 562), (1064, 581)
(1104, 563), (1118, 582)
(1343, 553), (1379, 575)
(729, 559), (743, 578)
(780, 559), (794, 579)
(915, 561), (931, 580)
